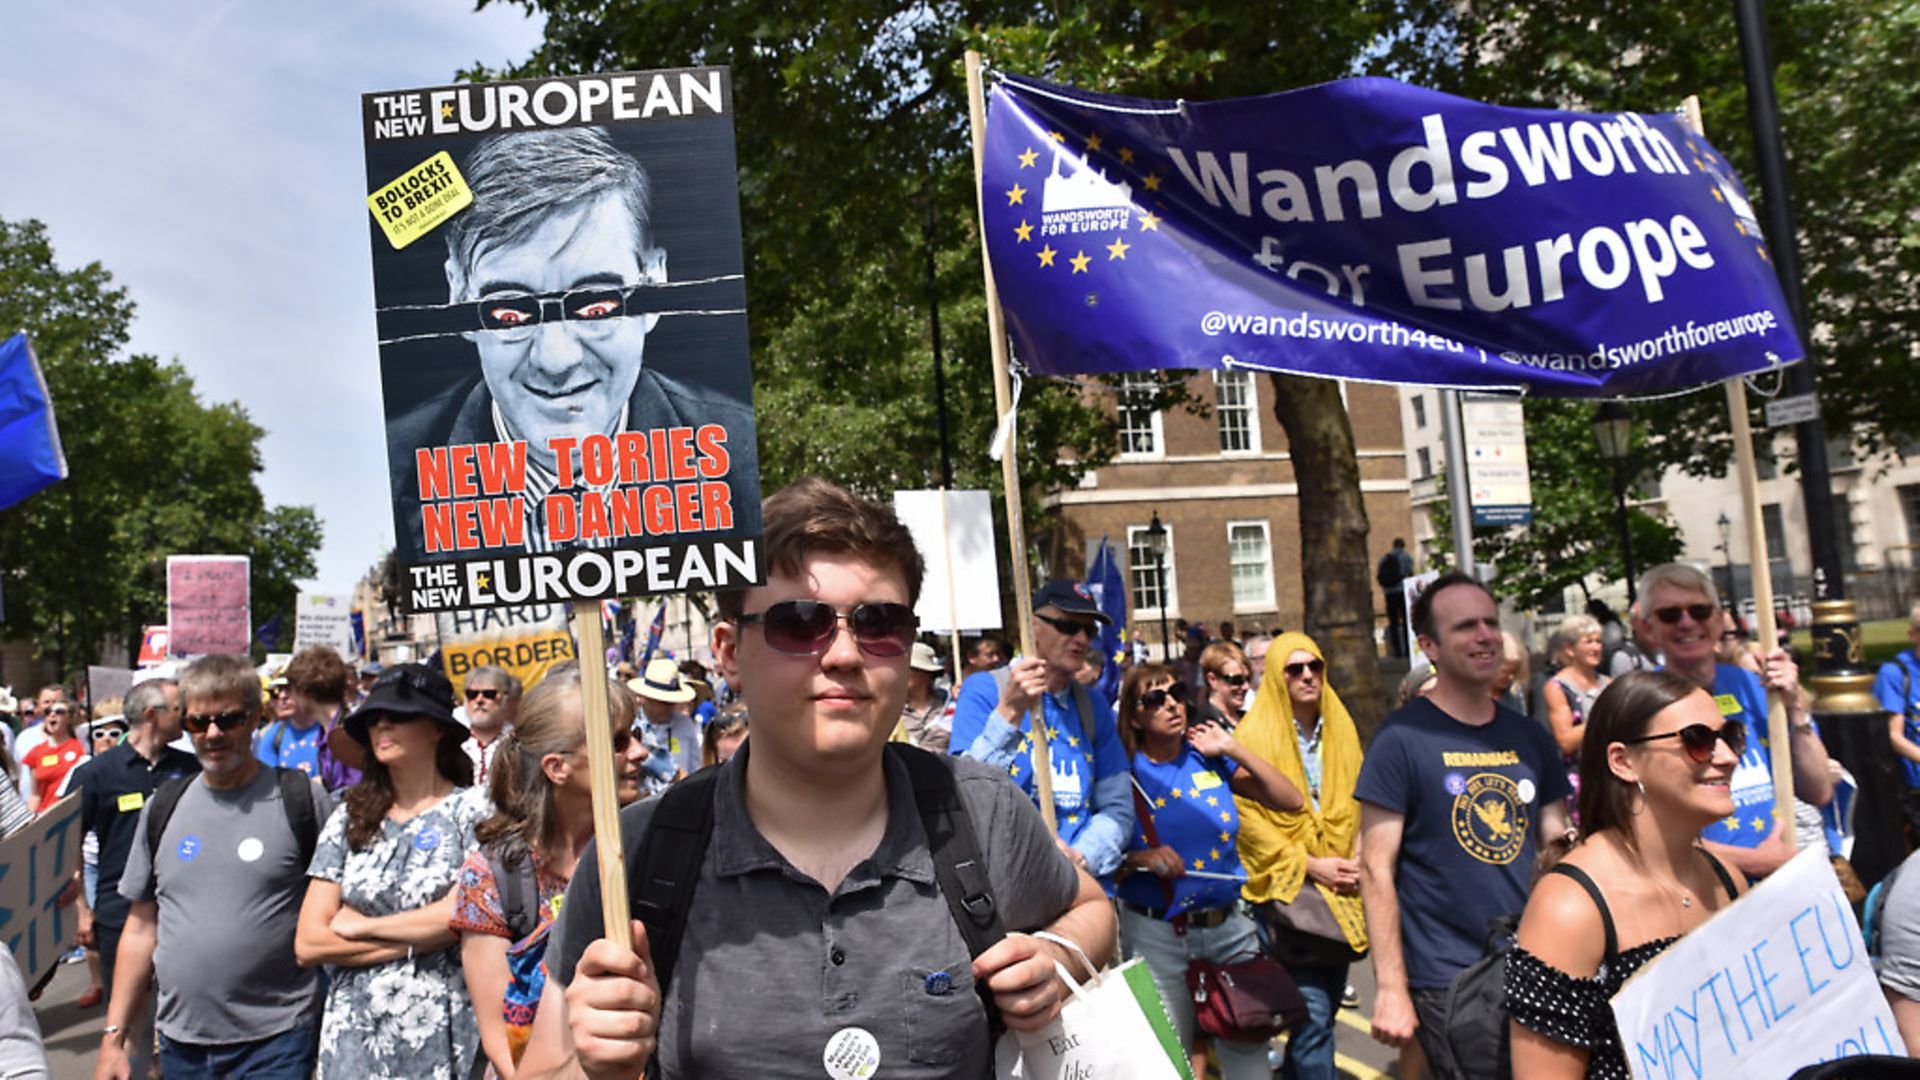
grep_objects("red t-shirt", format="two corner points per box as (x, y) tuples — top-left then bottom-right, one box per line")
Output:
(29, 736), (83, 813)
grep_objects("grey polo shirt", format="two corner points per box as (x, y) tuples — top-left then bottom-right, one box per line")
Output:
(551, 746), (1081, 1078)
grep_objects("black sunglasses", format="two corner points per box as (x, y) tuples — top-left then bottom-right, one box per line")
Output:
(183, 709), (253, 734)
(1213, 672), (1250, 687)
(1622, 721), (1746, 763)
(466, 688), (502, 702)
(1284, 659), (1326, 678)
(737, 600), (918, 658)
(1139, 682), (1190, 711)
(1037, 613), (1101, 639)
(1653, 603), (1718, 626)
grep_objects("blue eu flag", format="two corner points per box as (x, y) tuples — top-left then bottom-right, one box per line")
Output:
(0, 333), (66, 511)
(1086, 536), (1129, 701)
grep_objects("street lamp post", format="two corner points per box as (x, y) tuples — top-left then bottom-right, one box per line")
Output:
(1592, 402), (1638, 604)
(1718, 511), (1739, 620)
(1146, 511), (1170, 661)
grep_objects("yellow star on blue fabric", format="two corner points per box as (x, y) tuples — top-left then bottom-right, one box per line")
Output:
(1171, 788), (1183, 799)
(1724, 815), (1742, 832)
(1191, 858), (1205, 871)
(1085, 132), (1104, 152)
(1014, 220), (1033, 242)
(1750, 815), (1767, 831)
(1155, 797), (1167, 808)
(1067, 735), (1080, 747)
(1006, 184), (1027, 206)
(1069, 250), (1092, 274)
(1018, 147), (1039, 168)
(1219, 811), (1231, 822)
(1219, 832), (1231, 843)
(1210, 848), (1222, 861)
(1105, 236), (1130, 261)
(1206, 795), (1219, 807)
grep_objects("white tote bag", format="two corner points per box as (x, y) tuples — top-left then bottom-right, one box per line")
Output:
(994, 933), (1194, 1080)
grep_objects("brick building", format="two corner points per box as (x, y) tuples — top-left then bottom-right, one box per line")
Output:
(1043, 370), (1413, 656)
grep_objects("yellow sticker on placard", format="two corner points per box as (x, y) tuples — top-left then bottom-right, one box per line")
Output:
(1190, 770), (1223, 791)
(1714, 693), (1742, 716)
(366, 151), (472, 250)
(117, 792), (145, 813)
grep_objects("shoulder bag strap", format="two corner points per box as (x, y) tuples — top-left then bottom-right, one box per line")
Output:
(629, 765), (720, 998)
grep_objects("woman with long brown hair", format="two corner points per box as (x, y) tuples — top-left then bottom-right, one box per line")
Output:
(452, 664), (646, 1078)
(1505, 671), (1747, 1078)
(296, 664), (485, 1080)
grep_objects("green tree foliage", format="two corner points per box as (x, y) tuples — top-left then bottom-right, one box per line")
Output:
(1429, 399), (1684, 610)
(0, 219), (323, 674)
(1390, 0), (1920, 473)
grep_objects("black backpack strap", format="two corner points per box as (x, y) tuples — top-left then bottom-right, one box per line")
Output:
(893, 744), (1007, 956)
(488, 842), (537, 943)
(276, 767), (319, 869)
(145, 774), (196, 864)
(628, 765), (721, 998)
(1698, 847), (1740, 903)
(1546, 862), (1617, 961)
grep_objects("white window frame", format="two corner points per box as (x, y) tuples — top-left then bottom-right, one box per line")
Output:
(1225, 520), (1277, 612)
(1127, 524), (1179, 620)
(1213, 369), (1260, 455)
(1117, 374), (1164, 459)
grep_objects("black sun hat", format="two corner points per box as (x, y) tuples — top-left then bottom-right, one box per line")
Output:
(342, 663), (463, 745)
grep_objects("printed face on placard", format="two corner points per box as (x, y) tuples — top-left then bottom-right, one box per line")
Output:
(453, 193), (665, 468)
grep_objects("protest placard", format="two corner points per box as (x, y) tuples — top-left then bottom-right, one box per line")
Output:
(87, 665), (135, 712)
(435, 602), (575, 697)
(979, 74), (1801, 397)
(294, 593), (358, 660)
(136, 624), (169, 667)
(1610, 847), (1900, 1079)
(166, 555), (250, 657)
(0, 793), (83, 984)
(893, 490), (1003, 633)
(363, 68), (765, 614)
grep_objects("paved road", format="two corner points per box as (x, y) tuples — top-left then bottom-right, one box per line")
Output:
(26, 946), (1402, 1080)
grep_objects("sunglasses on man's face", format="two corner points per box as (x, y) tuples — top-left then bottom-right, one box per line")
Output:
(1138, 682), (1189, 711)
(1036, 613), (1100, 639)
(736, 600), (918, 658)
(1652, 603), (1718, 626)
(466, 688), (502, 702)
(1285, 659), (1326, 679)
(183, 710), (253, 735)
(1622, 720), (1746, 763)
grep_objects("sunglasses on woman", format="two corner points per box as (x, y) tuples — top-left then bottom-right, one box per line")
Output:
(1138, 682), (1189, 711)
(1621, 720), (1746, 763)
(1212, 672), (1249, 687)
(736, 600), (918, 657)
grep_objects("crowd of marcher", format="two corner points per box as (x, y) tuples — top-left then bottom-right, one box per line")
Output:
(3, 484), (1920, 1078)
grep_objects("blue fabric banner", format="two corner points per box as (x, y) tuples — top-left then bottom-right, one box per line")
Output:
(1085, 536), (1129, 702)
(0, 333), (67, 510)
(982, 74), (1801, 396)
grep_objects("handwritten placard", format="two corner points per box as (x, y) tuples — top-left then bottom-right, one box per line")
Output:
(0, 793), (83, 984)
(295, 593), (357, 660)
(1611, 848), (1900, 1079)
(167, 555), (250, 657)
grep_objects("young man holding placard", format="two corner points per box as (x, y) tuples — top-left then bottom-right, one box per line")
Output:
(520, 478), (1112, 1079)
(1632, 562), (1831, 881)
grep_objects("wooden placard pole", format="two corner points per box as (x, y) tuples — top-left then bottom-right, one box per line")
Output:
(965, 50), (1054, 830)
(1683, 96), (1795, 845)
(571, 599), (633, 946)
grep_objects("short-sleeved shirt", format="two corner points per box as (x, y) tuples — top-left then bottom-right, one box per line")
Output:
(27, 737), (83, 814)
(1875, 651), (1920, 788)
(119, 767), (334, 1044)
(638, 714), (702, 796)
(550, 746), (1082, 1078)
(1693, 664), (1785, 848)
(1118, 747), (1244, 916)
(452, 845), (571, 1069)
(254, 719), (324, 777)
(1353, 696), (1571, 989)
(948, 670), (1130, 865)
(74, 741), (199, 928)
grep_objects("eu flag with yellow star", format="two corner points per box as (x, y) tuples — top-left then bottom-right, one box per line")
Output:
(980, 72), (1802, 397)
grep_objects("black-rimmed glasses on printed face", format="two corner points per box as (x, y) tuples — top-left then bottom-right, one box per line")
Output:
(475, 284), (644, 343)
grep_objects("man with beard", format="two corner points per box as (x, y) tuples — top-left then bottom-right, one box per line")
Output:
(950, 581), (1134, 880)
(95, 655), (333, 1080)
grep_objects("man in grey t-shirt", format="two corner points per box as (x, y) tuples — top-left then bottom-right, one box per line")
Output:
(96, 654), (333, 1080)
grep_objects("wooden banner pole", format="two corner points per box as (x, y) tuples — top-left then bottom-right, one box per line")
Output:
(571, 600), (634, 945)
(1683, 96), (1795, 846)
(965, 49), (1054, 829)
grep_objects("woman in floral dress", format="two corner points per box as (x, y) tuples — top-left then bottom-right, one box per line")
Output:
(296, 663), (486, 1079)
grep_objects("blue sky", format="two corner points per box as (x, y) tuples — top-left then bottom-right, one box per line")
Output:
(0, 1), (547, 592)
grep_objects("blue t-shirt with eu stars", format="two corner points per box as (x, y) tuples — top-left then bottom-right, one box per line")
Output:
(1695, 663), (1790, 848)
(1873, 651), (1920, 788)
(1353, 696), (1570, 990)
(1118, 747), (1244, 917)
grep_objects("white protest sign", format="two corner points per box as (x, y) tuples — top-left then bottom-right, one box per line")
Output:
(1611, 847), (1900, 1079)
(295, 593), (357, 660)
(893, 490), (1003, 632)
(0, 793), (84, 984)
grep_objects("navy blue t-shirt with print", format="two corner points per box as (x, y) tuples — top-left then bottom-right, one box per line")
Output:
(1353, 696), (1571, 990)
(1118, 747), (1243, 917)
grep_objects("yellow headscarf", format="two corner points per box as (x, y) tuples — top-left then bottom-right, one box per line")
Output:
(1233, 632), (1368, 951)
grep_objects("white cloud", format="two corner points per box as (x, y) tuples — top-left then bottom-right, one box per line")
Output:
(0, 0), (547, 592)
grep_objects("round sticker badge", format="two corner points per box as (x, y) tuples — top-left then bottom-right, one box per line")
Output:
(1517, 777), (1537, 805)
(823, 1026), (881, 1080)
(176, 835), (202, 862)
(1443, 771), (1468, 797)
(237, 837), (266, 863)
(414, 827), (442, 853)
